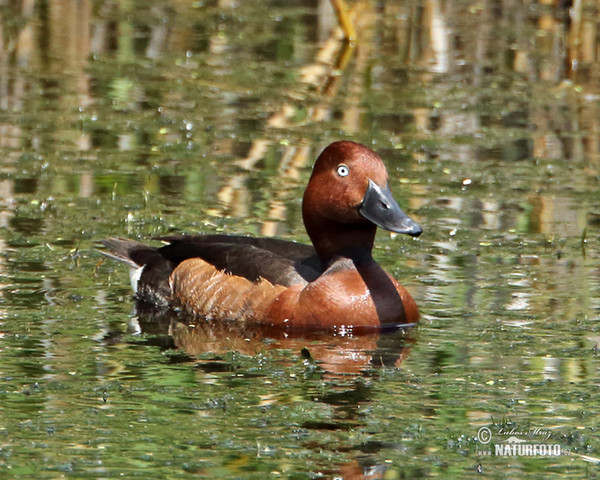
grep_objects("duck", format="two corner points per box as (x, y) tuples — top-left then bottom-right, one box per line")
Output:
(101, 141), (422, 331)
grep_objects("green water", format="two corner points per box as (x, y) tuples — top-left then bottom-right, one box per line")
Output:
(1, 1), (599, 478)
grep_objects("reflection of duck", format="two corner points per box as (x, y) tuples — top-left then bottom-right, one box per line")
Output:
(132, 304), (414, 375)
(101, 141), (422, 331)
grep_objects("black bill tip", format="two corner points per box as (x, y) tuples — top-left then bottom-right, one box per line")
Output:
(358, 179), (422, 237)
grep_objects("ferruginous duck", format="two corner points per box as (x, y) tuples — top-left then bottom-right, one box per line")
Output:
(101, 141), (422, 331)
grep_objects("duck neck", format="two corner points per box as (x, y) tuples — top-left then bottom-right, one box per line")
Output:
(305, 219), (377, 267)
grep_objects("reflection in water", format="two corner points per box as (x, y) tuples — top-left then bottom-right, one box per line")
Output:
(129, 302), (415, 478)
(1, 8), (594, 319)
(0, 0), (597, 240)
(133, 303), (414, 376)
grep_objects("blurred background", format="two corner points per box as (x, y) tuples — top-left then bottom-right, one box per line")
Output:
(0, 0), (599, 478)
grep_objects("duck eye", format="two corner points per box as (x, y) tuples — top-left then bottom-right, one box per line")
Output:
(336, 164), (349, 177)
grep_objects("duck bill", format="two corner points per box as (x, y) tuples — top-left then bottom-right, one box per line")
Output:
(358, 179), (422, 237)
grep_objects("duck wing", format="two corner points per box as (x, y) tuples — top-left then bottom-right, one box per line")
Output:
(157, 234), (321, 286)
(101, 235), (322, 304)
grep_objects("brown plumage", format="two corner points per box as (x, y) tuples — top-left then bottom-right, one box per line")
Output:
(101, 141), (422, 331)
(170, 258), (287, 320)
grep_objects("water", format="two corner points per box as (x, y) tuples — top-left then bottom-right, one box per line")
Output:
(1, 0), (599, 478)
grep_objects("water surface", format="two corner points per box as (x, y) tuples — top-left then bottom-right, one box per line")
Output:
(1, 1), (599, 478)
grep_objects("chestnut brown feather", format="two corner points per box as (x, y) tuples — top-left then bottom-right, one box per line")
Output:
(170, 258), (286, 321)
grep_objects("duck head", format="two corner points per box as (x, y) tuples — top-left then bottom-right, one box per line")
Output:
(302, 141), (422, 266)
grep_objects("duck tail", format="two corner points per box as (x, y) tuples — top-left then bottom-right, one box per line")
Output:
(100, 237), (174, 304)
(99, 237), (157, 268)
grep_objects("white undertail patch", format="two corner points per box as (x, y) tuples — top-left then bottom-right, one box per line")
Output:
(129, 266), (144, 294)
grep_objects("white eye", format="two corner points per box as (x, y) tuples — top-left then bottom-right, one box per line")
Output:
(336, 164), (349, 177)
